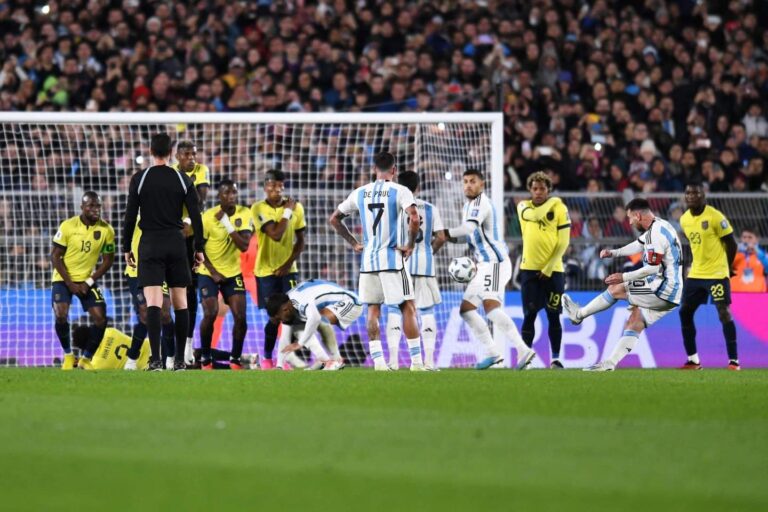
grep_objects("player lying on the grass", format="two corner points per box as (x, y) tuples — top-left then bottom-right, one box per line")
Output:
(385, 171), (445, 371)
(51, 191), (115, 370)
(442, 169), (535, 370)
(266, 280), (364, 371)
(198, 179), (254, 370)
(562, 198), (683, 371)
(71, 325), (151, 370)
(679, 182), (740, 370)
(124, 217), (176, 370)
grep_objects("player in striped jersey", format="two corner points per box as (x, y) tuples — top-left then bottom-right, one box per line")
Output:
(385, 171), (445, 370)
(266, 280), (363, 370)
(329, 151), (425, 371)
(562, 198), (684, 371)
(444, 169), (535, 370)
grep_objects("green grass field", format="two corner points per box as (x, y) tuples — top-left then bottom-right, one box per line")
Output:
(1, 369), (766, 511)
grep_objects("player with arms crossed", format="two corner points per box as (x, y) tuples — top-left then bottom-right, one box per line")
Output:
(562, 198), (683, 371)
(386, 171), (446, 370)
(124, 216), (176, 369)
(172, 140), (211, 364)
(329, 151), (425, 371)
(51, 191), (115, 370)
(444, 169), (534, 370)
(679, 182), (740, 370)
(251, 170), (306, 369)
(198, 179), (254, 370)
(516, 171), (570, 368)
(267, 280), (362, 370)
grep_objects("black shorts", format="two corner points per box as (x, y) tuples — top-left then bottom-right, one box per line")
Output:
(51, 282), (106, 312)
(138, 230), (191, 288)
(682, 277), (732, 307)
(520, 270), (565, 315)
(127, 276), (169, 312)
(199, 274), (246, 302)
(256, 273), (299, 309)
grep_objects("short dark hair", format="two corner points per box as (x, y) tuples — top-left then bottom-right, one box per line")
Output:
(398, 171), (419, 192)
(374, 151), (395, 171)
(265, 293), (290, 318)
(176, 140), (196, 152)
(218, 178), (236, 190)
(81, 190), (101, 203)
(741, 226), (760, 237)
(463, 168), (485, 180)
(526, 171), (552, 191)
(625, 198), (651, 212)
(264, 169), (285, 183)
(150, 133), (173, 157)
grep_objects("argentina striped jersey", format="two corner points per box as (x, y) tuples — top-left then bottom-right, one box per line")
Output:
(463, 193), (508, 263)
(288, 279), (361, 323)
(398, 198), (444, 277)
(639, 217), (684, 305)
(338, 180), (416, 273)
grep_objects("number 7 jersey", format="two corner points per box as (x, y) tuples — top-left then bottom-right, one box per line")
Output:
(338, 179), (416, 272)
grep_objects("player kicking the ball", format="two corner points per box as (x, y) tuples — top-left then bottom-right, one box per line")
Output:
(266, 280), (363, 370)
(561, 198), (683, 371)
(443, 169), (535, 370)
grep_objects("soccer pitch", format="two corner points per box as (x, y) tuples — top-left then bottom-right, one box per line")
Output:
(1, 369), (765, 511)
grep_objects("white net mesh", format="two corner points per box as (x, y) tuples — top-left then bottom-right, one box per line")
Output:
(0, 113), (502, 367)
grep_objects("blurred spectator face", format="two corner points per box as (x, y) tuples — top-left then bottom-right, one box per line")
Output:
(633, 123), (649, 142)
(682, 151), (697, 168)
(741, 229), (759, 250)
(391, 81), (406, 102)
(587, 217), (601, 237)
(669, 144), (682, 162)
(651, 158), (665, 176)
(211, 79), (224, 97)
(521, 120), (537, 140)
(716, 115), (730, 134)
(720, 149), (735, 167)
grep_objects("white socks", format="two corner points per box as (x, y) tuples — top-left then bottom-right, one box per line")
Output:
(318, 322), (340, 359)
(688, 353), (700, 364)
(369, 339), (386, 366)
(407, 338), (423, 366)
(386, 309), (402, 368)
(461, 310), (499, 358)
(607, 330), (639, 367)
(304, 334), (329, 363)
(276, 324), (293, 368)
(421, 311), (437, 367)
(581, 290), (617, 319)
(486, 308), (528, 352)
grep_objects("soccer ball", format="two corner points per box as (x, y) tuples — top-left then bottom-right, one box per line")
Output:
(448, 257), (477, 283)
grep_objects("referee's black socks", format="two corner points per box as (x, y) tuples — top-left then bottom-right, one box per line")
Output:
(174, 309), (189, 363)
(146, 306), (162, 362)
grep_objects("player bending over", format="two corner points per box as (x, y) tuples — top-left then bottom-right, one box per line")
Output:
(266, 280), (363, 371)
(51, 192), (115, 370)
(198, 179), (254, 370)
(562, 198), (683, 371)
(443, 169), (535, 370)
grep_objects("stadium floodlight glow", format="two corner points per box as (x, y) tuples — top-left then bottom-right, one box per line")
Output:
(135, 155), (144, 165)
(594, 142), (602, 151)
(41, 4), (50, 14)
(437, 122), (446, 131)
(445, 172), (453, 181)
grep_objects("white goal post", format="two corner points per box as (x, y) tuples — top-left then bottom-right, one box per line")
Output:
(0, 112), (505, 367)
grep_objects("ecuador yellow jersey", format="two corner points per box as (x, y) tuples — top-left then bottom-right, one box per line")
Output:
(252, 200), (306, 277)
(680, 205), (734, 279)
(91, 327), (151, 370)
(172, 162), (211, 221)
(125, 218), (141, 278)
(517, 197), (570, 272)
(199, 205), (254, 278)
(52, 216), (115, 283)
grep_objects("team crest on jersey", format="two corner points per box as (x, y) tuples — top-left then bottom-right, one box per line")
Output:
(235, 218), (242, 227)
(54, 294), (61, 301)
(720, 220), (728, 229)
(546, 211), (555, 221)
(471, 209), (479, 217)
(93, 230), (101, 240)
(701, 221), (709, 230)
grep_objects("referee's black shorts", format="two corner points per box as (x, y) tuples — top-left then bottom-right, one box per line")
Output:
(138, 229), (191, 288)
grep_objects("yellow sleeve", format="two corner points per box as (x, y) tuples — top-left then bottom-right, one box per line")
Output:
(196, 165), (211, 186)
(542, 222), (570, 276)
(52, 220), (70, 247)
(102, 225), (116, 254)
(201, 211), (212, 241)
(294, 202), (306, 230)
(712, 209), (733, 238)
(556, 202), (571, 229)
(252, 203), (271, 231)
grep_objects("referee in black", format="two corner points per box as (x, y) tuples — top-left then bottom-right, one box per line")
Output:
(123, 134), (205, 371)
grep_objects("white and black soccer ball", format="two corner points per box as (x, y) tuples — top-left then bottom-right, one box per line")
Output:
(448, 257), (477, 283)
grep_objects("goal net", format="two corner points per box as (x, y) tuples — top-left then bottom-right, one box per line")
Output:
(0, 112), (504, 368)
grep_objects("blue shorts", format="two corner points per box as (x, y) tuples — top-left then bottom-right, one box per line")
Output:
(127, 277), (169, 312)
(51, 281), (106, 312)
(682, 278), (731, 307)
(520, 270), (565, 315)
(199, 274), (246, 302)
(256, 273), (298, 309)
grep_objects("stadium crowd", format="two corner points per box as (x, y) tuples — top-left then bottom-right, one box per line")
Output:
(1, 0), (768, 292)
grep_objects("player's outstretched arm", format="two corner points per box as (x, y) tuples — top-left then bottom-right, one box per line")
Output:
(601, 240), (643, 258)
(329, 210), (363, 252)
(432, 230), (448, 254)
